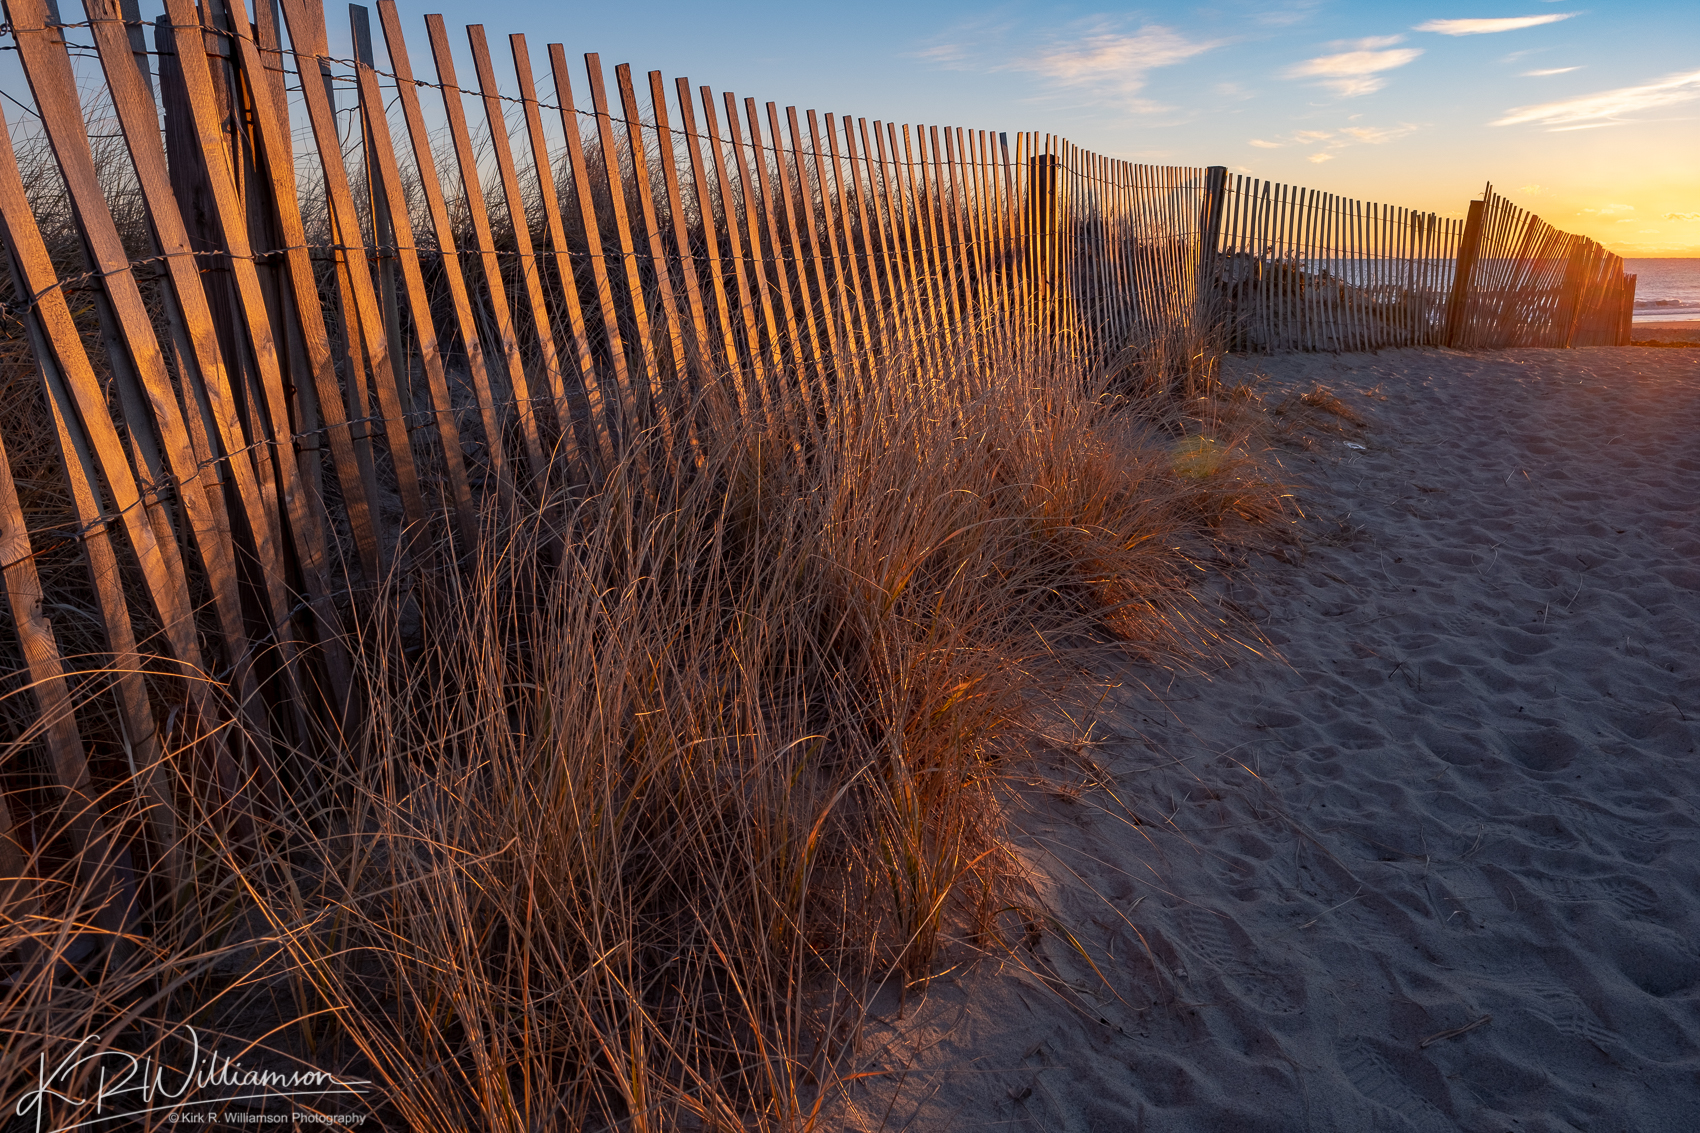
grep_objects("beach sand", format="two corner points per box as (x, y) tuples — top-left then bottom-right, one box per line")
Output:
(1631, 320), (1700, 345)
(832, 347), (1700, 1131)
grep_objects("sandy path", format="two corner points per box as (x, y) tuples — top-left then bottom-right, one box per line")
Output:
(835, 347), (1700, 1131)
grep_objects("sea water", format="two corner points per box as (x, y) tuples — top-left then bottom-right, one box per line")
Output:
(1626, 258), (1700, 322)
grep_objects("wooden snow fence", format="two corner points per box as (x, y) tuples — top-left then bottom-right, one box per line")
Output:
(1212, 176), (1635, 352)
(0, 0), (1641, 939)
(0, 0), (1215, 926)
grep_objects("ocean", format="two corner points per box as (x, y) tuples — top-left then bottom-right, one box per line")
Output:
(1626, 258), (1700, 322)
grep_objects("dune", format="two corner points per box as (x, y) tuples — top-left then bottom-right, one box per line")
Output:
(829, 346), (1700, 1130)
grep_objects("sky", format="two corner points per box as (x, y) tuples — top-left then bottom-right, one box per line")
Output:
(335, 0), (1695, 256)
(7, 0), (1695, 255)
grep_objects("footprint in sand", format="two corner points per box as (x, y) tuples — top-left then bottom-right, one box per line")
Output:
(1175, 908), (1302, 1014)
(1503, 979), (1621, 1050)
(1337, 1038), (1455, 1133)
(1528, 874), (1661, 919)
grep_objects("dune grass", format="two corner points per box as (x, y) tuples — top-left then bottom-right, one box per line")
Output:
(1, 320), (1288, 1129)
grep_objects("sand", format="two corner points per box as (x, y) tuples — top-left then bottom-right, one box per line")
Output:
(832, 347), (1700, 1131)
(1631, 320), (1700, 345)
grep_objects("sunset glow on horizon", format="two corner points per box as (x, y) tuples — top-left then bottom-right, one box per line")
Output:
(357, 0), (1696, 256)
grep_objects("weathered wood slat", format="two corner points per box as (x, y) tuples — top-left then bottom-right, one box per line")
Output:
(784, 107), (838, 391)
(875, 121), (926, 372)
(0, 386), (138, 941)
(421, 13), (546, 476)
(552, 45), (644, 450)
(225, 0), (382, 586)
(960, 129), (992, 350)
(351, 7), (408, 475)
(840, 118), (884, 338)
(859, 118), (917, 361)
(617, 65), (691, 404)
(468, 25), (576, 467)
(13, 1), (272, 745)
(673, 77), (746, 391)
(510, 34), (605, 472)
(768, 102), (826, 384)
(279, 0), (428, 528)
(697, 87), (769, 421)
(375, 0), (516, 499)
(720, 90), (787, 418)
(350, 43), (477, 545)
(992, 132), (1018, 347)
(147, 0), (356, 729)
(747, 100), (811, 384)
(824, 113), (874, 399)
(587, 53), (674, 458)
(38, 350), (180, 881)
(648, 72), (715, 379)
(911, 125), (952, 355)
(807, 109), (855, 388)
(899, 122), (933, 349)
(0, 94), (251, 837)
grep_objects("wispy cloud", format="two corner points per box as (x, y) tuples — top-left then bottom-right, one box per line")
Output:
(911, 15), (1020, 69)
(1327, 35), (1406, 49)
(916, 18), (1219, 114)
(1283, 47), (1423, 96)
(1522, 66), (1580, 76)
(1579, 203), (1635, 215)
(1664, 212), (1700, 221)
(1338, 123), (1421, 142)
(1254, 0), (1324, 28)
(1415, 14), (1577, 35)
(1308, 152), (1334, 162)
(1027, 24), (1218, 100)
(1493, 68), (1700, 127)
(1246, 123), (1422, 152)
(1519, 184), (1546, 195)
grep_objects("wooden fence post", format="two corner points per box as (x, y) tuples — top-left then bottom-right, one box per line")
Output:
(1025, 148), (1059, 340)
(350, 4), (406, 434)
(1444, 196), (1486, 348)
(1619, 274), (1637, 346)
(1194, 164), (1227, 327)
(1555, 243), (1589, 348)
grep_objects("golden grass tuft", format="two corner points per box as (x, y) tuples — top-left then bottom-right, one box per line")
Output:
(2, 332), (1290, 1129)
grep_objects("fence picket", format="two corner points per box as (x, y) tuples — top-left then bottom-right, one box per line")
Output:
(720, 92), (786, 421)
(748, 101), (813, 385)
(618, 65), (691, 401)
(351, 44), (476, 544)
(375, 0), (516, 499)
(672, 77), (747, 395)
(148, 0), (355, 727)
(0, 100), (252, 834)
(648, 72), (715, 379)
(281, 0), (428, 528)
(824, 114), (874, 394)
(469, 26), (577, 464)
(588, 53), (673, 458)
(420, 14), (546, 478)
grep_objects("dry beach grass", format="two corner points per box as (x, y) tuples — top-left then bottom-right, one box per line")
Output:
(0, 327), (1292, 1129)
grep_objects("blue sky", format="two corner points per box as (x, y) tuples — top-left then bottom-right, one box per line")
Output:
(7, 0), (1695, 254)
(373, 0), (1696, 254)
